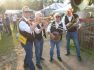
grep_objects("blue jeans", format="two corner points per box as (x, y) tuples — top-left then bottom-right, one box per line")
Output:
(50, 39), (62, 58)
(34, 39), (44, 64)
(22, 41), (35, 70)
(66, 31), (81, 57)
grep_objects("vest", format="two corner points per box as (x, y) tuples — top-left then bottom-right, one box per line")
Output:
(50, 21), (63, 40)
(65, 14), (78, 32)
(19, 18), (34, 42)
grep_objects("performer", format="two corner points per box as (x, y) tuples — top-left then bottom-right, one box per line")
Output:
(47, 13), (66, 62)
(64, 8), (82, 61)
(4, 14), (12, 35)
(0, 15), (3, 40)
(12, 14), (17, 31)
(34, 12), (47, 69)
(18, 6), (36, 70)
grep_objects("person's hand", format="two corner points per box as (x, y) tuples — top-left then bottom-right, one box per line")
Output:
(42, 19), (49, 27)
(50, 33), (55, 39)
(27, 19), (33, 25)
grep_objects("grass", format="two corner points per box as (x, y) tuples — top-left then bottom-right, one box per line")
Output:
(70, 40), (94, 59)
(0, 33), (14, 56)
(0, 24), (18, 56)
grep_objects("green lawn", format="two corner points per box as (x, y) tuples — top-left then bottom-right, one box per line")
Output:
(70, 40), (94, 59)
(0, 24), (18, 56)
(0, 33), (14, 56)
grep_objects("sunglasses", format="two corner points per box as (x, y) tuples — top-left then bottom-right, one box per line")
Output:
(56, 16), (61, 18)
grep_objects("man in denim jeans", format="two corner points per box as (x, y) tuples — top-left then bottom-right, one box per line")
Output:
(47, 13), (66, 62)
(34, 12), (47, 69)
(19, 6), (36, 70)
(64, 8), (82, 61)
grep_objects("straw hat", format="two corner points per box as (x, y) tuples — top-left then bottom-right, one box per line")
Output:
(22, 6), (32, 12)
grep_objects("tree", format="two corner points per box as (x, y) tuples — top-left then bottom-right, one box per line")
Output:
(71, 0), (94, 12)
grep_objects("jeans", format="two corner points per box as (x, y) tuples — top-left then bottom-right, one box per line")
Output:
(34, 39), (44, 64)
(66, 31), (81, 57)
(22, 41), (35, 70)
(50, 39), (62, 58)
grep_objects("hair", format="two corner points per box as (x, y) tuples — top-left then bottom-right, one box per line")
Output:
(53, 13), (61, 20)
(53, 13), (61, 17)
(67, 8), (74, 12)
(35, 11), (42, 17)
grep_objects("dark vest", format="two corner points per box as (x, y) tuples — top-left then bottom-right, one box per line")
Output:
(65, 14), (78, 32)
(19, 18), (34, 42)
(50, 21), (63, 40)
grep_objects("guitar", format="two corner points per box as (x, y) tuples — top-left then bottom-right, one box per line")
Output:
(50, 31), (61, 42)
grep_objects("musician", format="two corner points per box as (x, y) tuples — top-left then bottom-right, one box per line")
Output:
(64, 8), (82, 61)
(34, 12), (47, 69)
(47, 13), (66, 62)
(18, 6), (35, 70)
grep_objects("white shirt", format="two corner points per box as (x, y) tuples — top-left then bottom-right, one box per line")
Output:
(34, 23), (42, 34)
(67, 16), (72, 22)
(12, 15), (17, 21)
(47, 21), (67, 33)
(19, 20), (32, 34)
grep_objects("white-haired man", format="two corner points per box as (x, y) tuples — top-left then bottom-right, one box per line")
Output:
(34, 11), (47, 69)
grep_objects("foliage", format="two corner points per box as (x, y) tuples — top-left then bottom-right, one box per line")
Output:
(71, 0), (94, 13)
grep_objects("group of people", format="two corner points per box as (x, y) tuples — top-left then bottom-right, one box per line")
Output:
(18, 6), (82, 70)
(0, 13), (18, 39)
(0, 14), (12, 40)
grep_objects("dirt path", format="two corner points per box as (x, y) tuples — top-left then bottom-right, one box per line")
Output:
(0, 39), (94, 70)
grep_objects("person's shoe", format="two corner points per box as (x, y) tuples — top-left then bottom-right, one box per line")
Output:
(40, 57), (45, 61)
(57, 57), (62, 62)
(50, 58), (54, 62)
(24, 64), (29, 70)
(78, 56), (82, 61)
(36, 64), (42, 69)
(65, 52), (70, 56)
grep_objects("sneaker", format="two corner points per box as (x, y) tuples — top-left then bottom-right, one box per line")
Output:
(50, 58), (54, 62)
(78, 56), (82, 61)
(57, 57), (62, 62)
(36, 64), (42, 69)
(24, 64), (29, 70)
(40, 57), (45, 61)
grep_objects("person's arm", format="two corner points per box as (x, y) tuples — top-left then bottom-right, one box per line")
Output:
(46, 23), (51, 33)
(46, 23), (55, 38)
(19, 21), (32, 34)
(73, 17), (82, 29)
(61, 16), (67, 32)
(76, 17), (82, 29)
